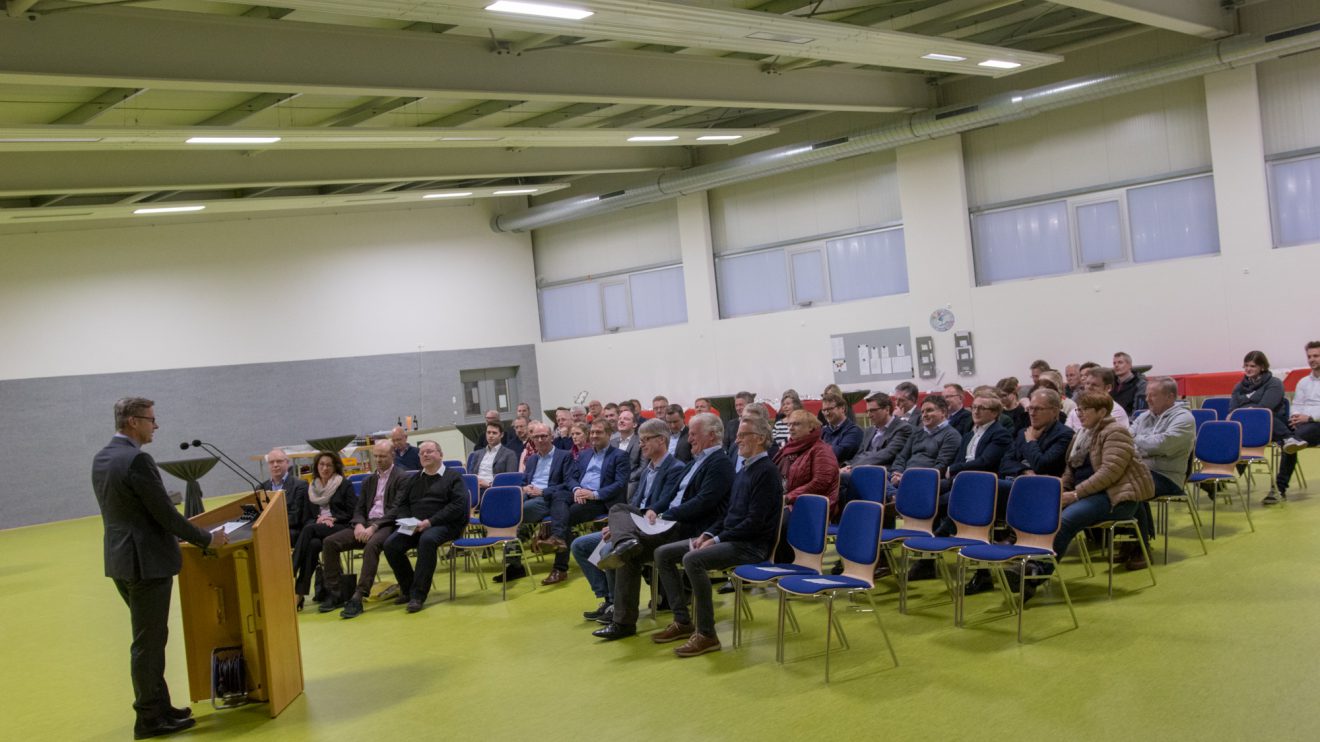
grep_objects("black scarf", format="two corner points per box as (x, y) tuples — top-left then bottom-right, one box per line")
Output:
(1238, 370), (1274, 398)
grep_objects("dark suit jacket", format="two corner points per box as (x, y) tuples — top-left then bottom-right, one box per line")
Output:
(394, 469), (468, 534)
(466, 445), (518, 482)
(822, 418), (864, 463)
(999, 422), (1076, 478)
(903, 407), (923, 429)
(629, 455), (686, 511)
(723, 417), (741, 452)
(572, 444), (628, 507)
(262, 472), (310, 530)
(351, 466), (410, 528)
(707, 454), (783, 553)
(523, 447), (580, 501)
(674, 427), (693, 463)
(948, 408), (973, 436)
(848, 417), (912, 468)
(948, 421), (1013, 477)
(661, 449), (734, 538)
(93, 436), (212, 580)
(306, 478), (357, 526)
(501, 426), (523, 456)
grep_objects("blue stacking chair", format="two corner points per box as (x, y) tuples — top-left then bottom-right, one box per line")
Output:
(463, 473), (481, 528)
(827, 465), (887, 538)
(443, 459), (464, 469)
(1190, 408), (1218, 430)
(882, 467), (939, 613)
(492, 471), (524, 488)
(957, 476), (1078, 643)
(1201, 397), (1232, 420)
(730, 494), (829, 648)
(776, 501), (898, 681)
(448, 486), (530, 600)
(1228, 408), (1274, 499)
(1187, 420), (1252, 537)
(901, 471), (998, 625)
(348, 472), (368, 498)
(448, 465), (467, 475)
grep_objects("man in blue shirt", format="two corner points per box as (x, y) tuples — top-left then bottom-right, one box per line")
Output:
(537, 419), (628, 582)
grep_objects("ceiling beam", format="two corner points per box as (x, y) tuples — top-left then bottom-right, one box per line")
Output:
(50, 87), (145, 125)
(1049, 0), (1232, 38)
(0, 7), (931, 113)
(420, 100), (526, 127)
(196, 92), (300, 126)
(510, 102), (615, 128)
(241, 6), (294, 20)
(590, 105), (690, 128)
(319, 96), (422, 126)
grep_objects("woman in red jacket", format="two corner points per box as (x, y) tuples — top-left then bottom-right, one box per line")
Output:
(774, 409), (840, 510)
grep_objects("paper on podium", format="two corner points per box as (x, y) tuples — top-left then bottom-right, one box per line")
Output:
(210, 521), (247, 536)
(396, 517), (421, 535)
(630, 513), (676, 535)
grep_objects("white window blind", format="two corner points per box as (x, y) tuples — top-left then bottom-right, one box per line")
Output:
(971, 201), (1072, 284)
(716, 249), (791, 317)
(1075, 200), (1126, 267)
(826, 228), (909, 301)
(790, 249), (827, 306)
(629, 266), (688, 328)
(1269, 153), (1320, 247)
(539, 282), (604, 340)
(1127, 175), (1219, 263)
(538, 265), (687, 340)
(601, 281), (630, 331)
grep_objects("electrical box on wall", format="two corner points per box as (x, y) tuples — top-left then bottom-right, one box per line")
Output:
(915, 336), (937, 379)
(954, 331), (975, 376)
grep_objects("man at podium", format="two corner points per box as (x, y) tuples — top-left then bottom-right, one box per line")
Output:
(92, 397), (228, 739)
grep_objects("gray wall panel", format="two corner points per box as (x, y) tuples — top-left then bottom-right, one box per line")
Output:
(0, 344), (538, 529)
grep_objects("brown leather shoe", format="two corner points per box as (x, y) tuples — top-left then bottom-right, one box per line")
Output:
(541, 569), (568, 586)
(536, 535), (569, 553)
(651, 621), (695, 644)
(1122, 543), (1149, 571)
(674, 632), (721, 657)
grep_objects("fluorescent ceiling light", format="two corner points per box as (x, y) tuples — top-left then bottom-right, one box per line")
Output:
(485, 1), (593, 20)
(494, 188), (538, 195)
(0, 137), (103, 143)
(696, 135), (743, 141)
(133, 205), (206, 214)
(746, 31), (814, 44)
(186, 136), (282, 144)
(978, 59), (1022, 70)
(423, 192), (475, 199)
(922, 53), (967, 62)
(627, 135), (679, 142)
(438, 136), (502, 141)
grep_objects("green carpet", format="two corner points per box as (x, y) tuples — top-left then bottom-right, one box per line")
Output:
(7, 462), (1318, 741)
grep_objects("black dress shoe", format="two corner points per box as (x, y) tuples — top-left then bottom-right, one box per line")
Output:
(592, 622), (636, 641)
(829, 560), (844, 576)
(318, 596), (344, 613)
(134, 715), (196, 739)
(907, 560), (937, 581)
(340, 598), (364, 619)
(583, 601), (613, 621)
(493, 563), (528, 583)
(963, 569), (994, 596)
(598, 538), (641, 571)
(594, 604), (615, 625)
(166, 706), (192, 721)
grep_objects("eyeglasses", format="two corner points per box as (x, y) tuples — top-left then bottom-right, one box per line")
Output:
(531, 434), (550, 440)
(821, 405), (837, 412)
(970, 405), (995, 411)
(132, 415), (156, 423)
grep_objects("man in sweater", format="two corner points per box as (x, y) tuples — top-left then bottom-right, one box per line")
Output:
(1277, 340), (1320, 498)
(381, 440), (468, 612)
(1129, 376), (1196, 569)
(889, 395), (962, 492)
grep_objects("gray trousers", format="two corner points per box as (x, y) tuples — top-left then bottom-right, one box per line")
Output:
(608, 504), (687, 626)
(655, 538), (766, 637)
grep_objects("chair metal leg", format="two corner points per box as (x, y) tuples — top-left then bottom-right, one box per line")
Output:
(1105, 526), (1116, 599)
(776, 589), (787, 664)
(864, 591), (898, 667)
(897, 547), (909, 614)
(448, 548), (458, 600)
(733, 576), (744, 648)
(1016, 560), (1027, 644)
(1051, 557), (1079, 631)
(824, 594), (834, 683)
(1075, 533), (1095, 577)
(1136, 531), (1156, 589)
(1239, 479), (1255, 532)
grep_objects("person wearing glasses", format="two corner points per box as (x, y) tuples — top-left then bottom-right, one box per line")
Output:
(943, 384), (973, 435)
(503, 421), (580, 585)
(820, 391), (863, 463)
(889, 395), (962, 494)
(946, 395), (1013, 481)
(775, 409), (840, 511)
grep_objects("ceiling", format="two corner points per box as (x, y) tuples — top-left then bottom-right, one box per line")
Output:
(0, 0), (1235, 226)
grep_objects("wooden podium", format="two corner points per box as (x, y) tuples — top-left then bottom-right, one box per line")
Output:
(179, 490), (304, 717)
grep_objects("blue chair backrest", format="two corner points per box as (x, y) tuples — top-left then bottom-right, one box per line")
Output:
(1190, 408), (1217, 430)
(1202, 397), (1231, 419)
(1228, 408), (1272, 447)
(463, 474), (479, 509)
(785, 494), (829, 556)
(947, 471), (997, 528)
(443, 459), (464, 469)
(1195, 421), (1242, 466)
(1132, 409), (1147, 421)
(493, 471), (525, 488)
(835, 501), (884, 566)
(1005, 476), (1062, 537)
(350, 478), (364, 498)
(478, 486), (522, 529)
(850, 465), (888, 503)
(895, 468), (939, 521)
(449, 465), (467, 475)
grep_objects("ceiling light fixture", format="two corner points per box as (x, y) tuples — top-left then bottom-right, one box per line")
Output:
(494, 188), (539, 195)
(978, 60), (1022, 70)
(438, 136), (502, 141)
(186, 136), (282, 144)
(423, 192), (475, 199)
(627, 135), (679, 142)
(133, 205), (206, 215)
(485, 1), (593, 20)
(922, 53), (967, 62)
(696, 135), (743, 141)
(0, 137), (103, 143)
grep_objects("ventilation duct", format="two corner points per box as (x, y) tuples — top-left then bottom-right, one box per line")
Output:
(492, 23), (1320, 233)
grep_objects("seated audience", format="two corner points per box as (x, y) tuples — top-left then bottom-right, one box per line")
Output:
(820, 383), (857, 423)
(998, 389), (1075, 482)
(665, 404), (693, 462)
(537, 419), (629, 582)
(601, 402), (619, 427)
(820, 391), (863, 463)
(568, 421), (590, 459)
(552, 407), (574, 451)
(1230, 350), (1290, 505)
(947, 394), (1012, 480)
(1036, 369), (1076, 417)
(389, 426), (421, 471)
(505, 422), (580, 585)
(1066, 366), (1129, 430)
(776, 409), (840, 509)
(381, 441), (469, 613)
(320, 441), (410, 617)
(838, 392), (912, 508)
(588, 399), (604, 420)
(944, 384), (972, 435)
(1064, 363), (1082, 399)
(651, 395), (670, 419)
(468, 420), (518, 490)
(261, 447), (309, 546)
(1278, 341), (1320, 499)
(609, 408), (641, 474)
(724, 391), (756, 451)
(997, 377), (1030, 433)
(890, 395), (962, 489)
(291, 451), (355, 611)
(1111, 351), (1147, 416)
(773, 389), (802, 447)
(694, 397), (712, 414)
(1028, 359), (1051, 393)
(893, 381), (922, 428)
(1128, 376), (1195, 569)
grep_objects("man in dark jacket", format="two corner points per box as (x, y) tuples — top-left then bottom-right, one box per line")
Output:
(321, 440), (410, 617)
(93, 397), (223, 739)
(261, 447), (310, 546)
(820, 391), (863, 463)
(382, 440), (468, 612)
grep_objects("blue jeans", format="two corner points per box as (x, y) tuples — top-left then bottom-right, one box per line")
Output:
(1052, 495), (1140, 560)
(571, 531), (613, 601)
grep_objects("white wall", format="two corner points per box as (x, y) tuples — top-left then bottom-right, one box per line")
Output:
(531, 200), (681, 284)
(0, 200), (541, 380)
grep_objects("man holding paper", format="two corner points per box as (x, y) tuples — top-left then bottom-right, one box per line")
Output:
(381, 441), (467, 613)
(591, 413), (733, 641)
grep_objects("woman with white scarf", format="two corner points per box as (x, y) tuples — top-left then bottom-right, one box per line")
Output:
(292, 451), (356, 610)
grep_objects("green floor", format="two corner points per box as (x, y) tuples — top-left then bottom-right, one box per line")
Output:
(8, 461), (1320, 741)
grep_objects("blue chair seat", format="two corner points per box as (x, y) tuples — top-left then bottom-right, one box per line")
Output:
(778, 574), (871, 595)
(959, 543), (1053, 562)
(881, 527), (929, 543)
(1188, 472), (1235, 482)
(734, 563), (817, 582)
(826, 524), (839, 537)
(469, 516), (481, 525)
(453, 536), (515, 549)
(904, 536), (983, 553)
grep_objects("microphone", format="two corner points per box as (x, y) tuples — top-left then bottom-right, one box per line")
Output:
(181, 438), (265, 494)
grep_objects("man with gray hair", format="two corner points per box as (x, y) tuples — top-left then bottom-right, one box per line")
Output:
(261, 447), (310, 546)
(1127, 376), (1194, 569)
